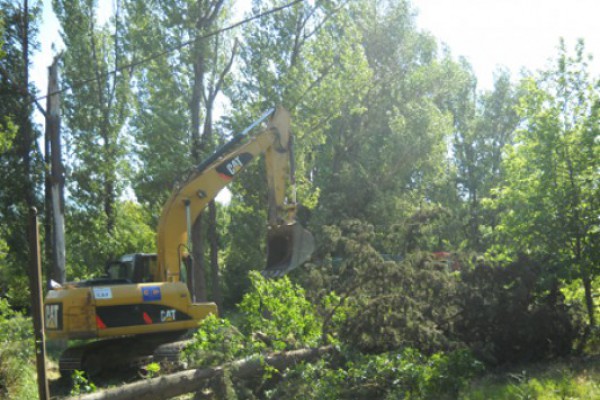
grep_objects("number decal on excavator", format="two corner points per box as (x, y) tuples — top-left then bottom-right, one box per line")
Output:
(93, 287), (112, 300)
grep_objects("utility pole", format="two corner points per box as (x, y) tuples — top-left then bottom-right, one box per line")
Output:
(28, 208), (50, 400)
(45, 55), (66, 285)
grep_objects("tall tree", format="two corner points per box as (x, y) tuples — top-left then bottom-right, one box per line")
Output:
(493, 39), (599, 340)
(192, 0), (236, 309)
(0, 0), (41, 306)
(54, 0), (131, 236)
(309, 0), (471, 256)
(453, 70), (520, 250)
(222, 0), (370, 305)
(126, 0), (236, 305)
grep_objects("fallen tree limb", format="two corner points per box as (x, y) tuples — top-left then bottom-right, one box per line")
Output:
(68, 346), (332, 400)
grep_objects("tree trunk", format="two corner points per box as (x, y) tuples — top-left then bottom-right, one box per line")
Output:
(192, 215), (208, 302)
(582, 272), (596, 329)
(102, 119), (115, 234)
(190, 50), (208, 301)
(188, 0), (229, 305)
(69, 346), (332, 400)
(208, 200), (222, 309)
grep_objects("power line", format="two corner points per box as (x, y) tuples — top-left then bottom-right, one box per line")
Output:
(33, 0), (304, 103)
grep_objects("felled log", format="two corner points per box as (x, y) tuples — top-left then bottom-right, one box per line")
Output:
(68, 346), (332, 400)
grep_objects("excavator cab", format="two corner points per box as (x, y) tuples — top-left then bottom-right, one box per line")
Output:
(263, 223), (315, 278)
(105, 254), (158, 284)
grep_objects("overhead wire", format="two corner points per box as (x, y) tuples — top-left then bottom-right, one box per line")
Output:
(33, 0), (304, 104)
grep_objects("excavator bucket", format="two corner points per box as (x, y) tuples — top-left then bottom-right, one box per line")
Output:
(263, 223), (315, 278)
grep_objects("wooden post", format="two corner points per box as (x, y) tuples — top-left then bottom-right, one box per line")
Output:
(44, 73), (54, 287)
(28, 208), (50, 400)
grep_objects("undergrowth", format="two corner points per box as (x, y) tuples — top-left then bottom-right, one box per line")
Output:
(461, 357), (600, 399)
(0, 298), (37, 400)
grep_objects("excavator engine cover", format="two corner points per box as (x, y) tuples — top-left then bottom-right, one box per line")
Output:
(263, 223), (315, 278)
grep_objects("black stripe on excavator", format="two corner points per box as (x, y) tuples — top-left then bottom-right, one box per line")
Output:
(95, 304), (191, 329)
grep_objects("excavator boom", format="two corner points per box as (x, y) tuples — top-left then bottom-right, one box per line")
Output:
(156, 106), (314, 281)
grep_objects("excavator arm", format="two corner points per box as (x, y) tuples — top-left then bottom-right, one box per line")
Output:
(156, 107), (314, 282)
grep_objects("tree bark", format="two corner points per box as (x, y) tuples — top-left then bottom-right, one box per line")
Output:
(192, 215), (208, 302)
(582, 272), (596, 329)
(69, 346), (332, 400)
(190, 29), (208, 300)
(208, 200), (222, 309)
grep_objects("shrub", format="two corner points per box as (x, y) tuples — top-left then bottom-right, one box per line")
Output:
(454, 256), (575, 365)
(184, 271), (324, 368)
(337, 252), (459, 354)
(266, 347), (482, 400)
(0, 298), (36, 400)
(182, 314), (248, 368)
(237, 271), (322, 350)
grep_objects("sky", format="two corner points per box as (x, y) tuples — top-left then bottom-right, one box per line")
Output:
(412, 0), (600, 90)
(32, 0), (600, 106)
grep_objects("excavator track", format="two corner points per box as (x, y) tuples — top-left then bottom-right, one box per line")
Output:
(59, 331), (187, 378)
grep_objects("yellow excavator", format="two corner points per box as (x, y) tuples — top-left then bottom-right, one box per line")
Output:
(44, 107), (314, 373)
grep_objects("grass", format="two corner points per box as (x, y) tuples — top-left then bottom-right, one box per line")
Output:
(461, 357), (600, 400)
(0, 344), (38, 400)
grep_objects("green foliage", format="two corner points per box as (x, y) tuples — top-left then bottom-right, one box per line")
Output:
(141, 362), (161, 379)
(185, 272), (323, 369)
(238, 271), (322, 350)
(0, 116), (16, 154)
(454, 256), (575, 365)
(0, 299), (36, 400)
(183, 314), (248, 368)
(66, 200), (155, 280)
(125, 0), (196, 213)
(338, 253), (459, 354)
(266, 347), (481, 400)
(54, 0), (132, 234)
(69, 370), (97, 396)
(2, 1), (598, 398)
(452, 71), (521, 251)
(304, 219), (458, 354)
(0, 0), (42, 310)
(222, 200), (267, 307)
(421, 349), (485, 399)
(0, 235), (9, 294)
(489, 40), (599, 334)
(462, 358), (600, 400)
